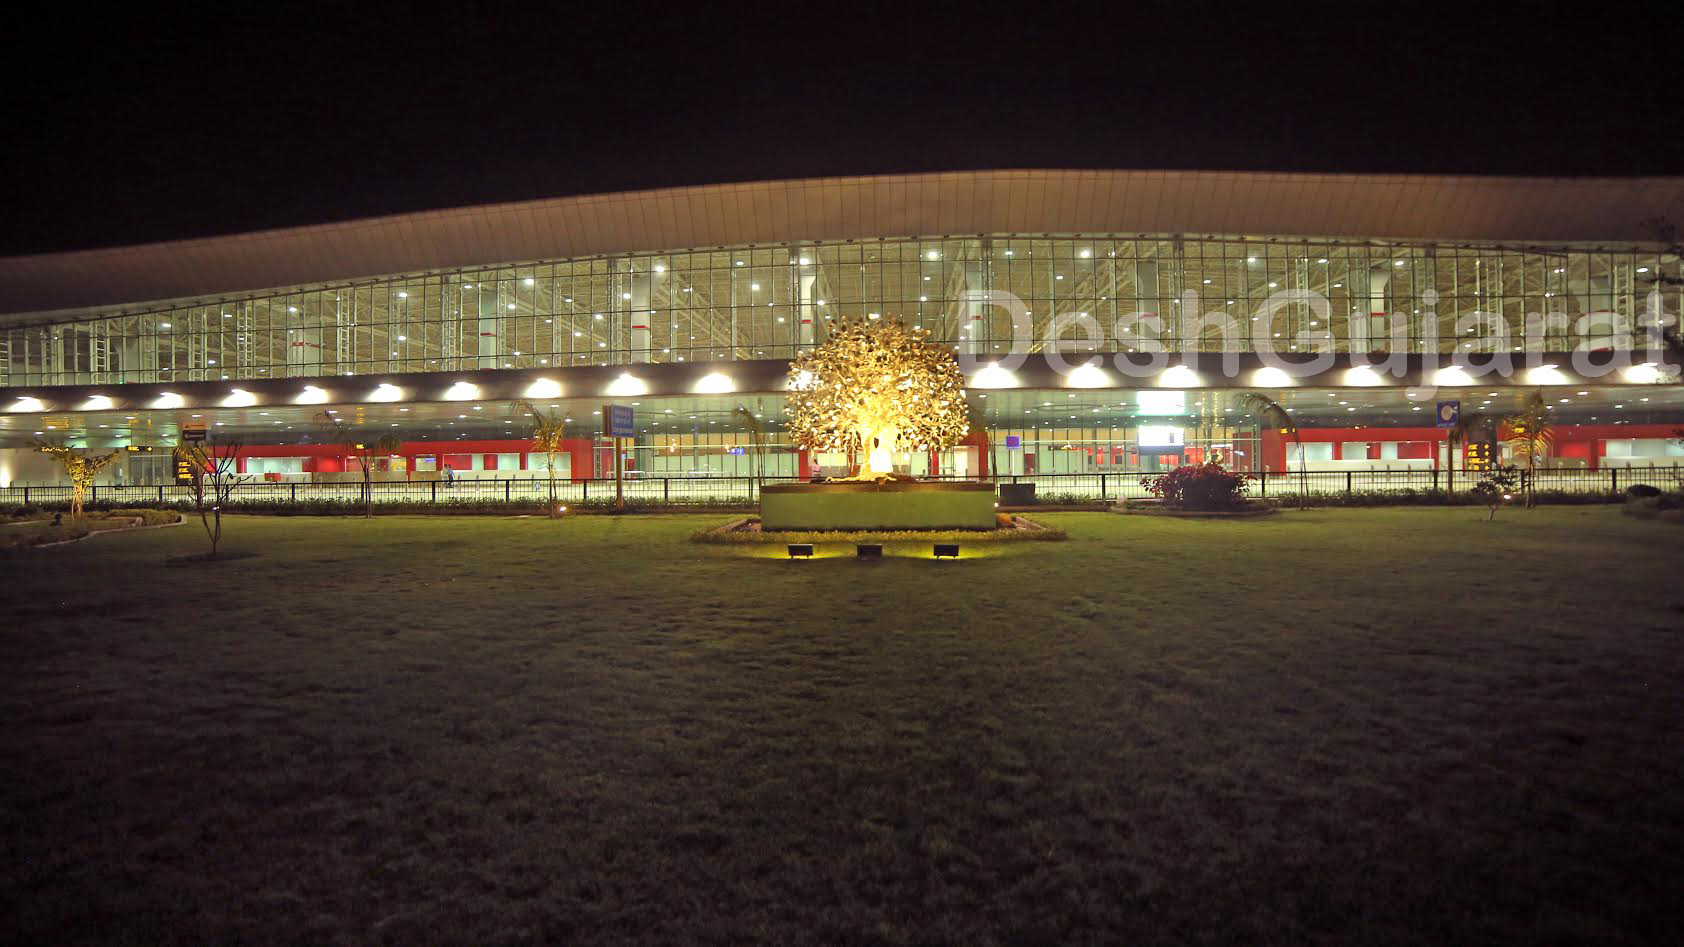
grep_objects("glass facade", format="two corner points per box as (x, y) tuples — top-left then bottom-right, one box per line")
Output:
(3, 234), (1677, 387)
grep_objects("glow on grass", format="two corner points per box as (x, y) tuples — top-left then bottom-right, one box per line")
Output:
(726, 541), (1009, 560)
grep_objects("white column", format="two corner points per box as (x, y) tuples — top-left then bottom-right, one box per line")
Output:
(793, 250), (817, 351)
(288, 323), (322, 377)
(1356, 264), (1391, 349)
(477, 281), (501, 369)
(1133, 261), (1159, 356)
(962, 256), (986, 356)
(630, 264), (655, 364)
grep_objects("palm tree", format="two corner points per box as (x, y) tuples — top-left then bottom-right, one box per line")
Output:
(732, 406), (766, 497)
(515, 401), (567, 518)
(1238, 392), (1307, 508)
(1505, 391), (1554, 509)
(1445, 411), (1491, 497)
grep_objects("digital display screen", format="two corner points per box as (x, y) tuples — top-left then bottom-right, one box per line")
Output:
(1138, 426), (1185, 455)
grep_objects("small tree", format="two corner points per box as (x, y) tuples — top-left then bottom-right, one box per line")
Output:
(316, 411), (402, 518)
(731, 406), (767, 496)
(1505, 391), (1554, 509)
(176, 438), (247, 557)
(31, 438), (119, 519)
(515, 400), (567, 517)
(1469, 464), (1521, 521)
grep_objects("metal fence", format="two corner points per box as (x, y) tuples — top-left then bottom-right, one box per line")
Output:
(3, 466), (1681, 508)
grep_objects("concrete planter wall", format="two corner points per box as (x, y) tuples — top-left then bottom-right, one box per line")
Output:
(760, 481), (996, 531)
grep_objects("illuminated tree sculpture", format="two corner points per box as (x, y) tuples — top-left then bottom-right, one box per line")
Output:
(32, 439), (119, 519)
(785, 318), (970, 479)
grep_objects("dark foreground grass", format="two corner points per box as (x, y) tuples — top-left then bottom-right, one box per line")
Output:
(2, 509), (1682, 945)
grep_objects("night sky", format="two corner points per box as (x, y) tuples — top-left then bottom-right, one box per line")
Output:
(5, 5), (1678, 255)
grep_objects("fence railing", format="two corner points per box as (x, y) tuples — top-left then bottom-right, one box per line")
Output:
(3, 466), (1681, 508)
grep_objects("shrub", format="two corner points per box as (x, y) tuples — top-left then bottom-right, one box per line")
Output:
(1469, 465), (1522, 521)
(1140, 462), (1252, 511)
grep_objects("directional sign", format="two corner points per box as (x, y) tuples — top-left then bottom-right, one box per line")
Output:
(174, 455), (196, 484)
(182, 422), (208, 443)
(1435, 400), (1460, 428)
(603, 404), (635, 438)
(1465, 440), (1495, 471)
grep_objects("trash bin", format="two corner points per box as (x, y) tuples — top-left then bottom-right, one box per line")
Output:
(999, 482), (1037, 506)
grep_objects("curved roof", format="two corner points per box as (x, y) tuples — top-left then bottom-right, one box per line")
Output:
(3, 169), (1682, 318)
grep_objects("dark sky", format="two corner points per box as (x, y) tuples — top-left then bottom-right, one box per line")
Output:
(5, 4), (1679, 255)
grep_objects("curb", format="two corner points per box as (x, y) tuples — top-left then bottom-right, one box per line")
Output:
(27, 513), (187, 549)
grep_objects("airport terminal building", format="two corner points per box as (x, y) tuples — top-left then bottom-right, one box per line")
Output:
(2, 169), (1682, 499)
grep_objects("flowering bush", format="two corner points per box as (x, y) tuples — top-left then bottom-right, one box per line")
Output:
(1139, 462), (1253, 510)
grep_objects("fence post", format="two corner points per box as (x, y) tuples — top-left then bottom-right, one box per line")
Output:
(92, 485), (98, 503)
(664, 478), (671, 502)
(1259, 472), (1266, 499)
(505, 479), (512, 502)
(582, 480), (588, 502)
(290, 482), (298, 503)
(1099, 473), (1107, 500)
(431, 481), (437, 503)
(1345, 471), (1352, 498)
(158, 484), (164, 504)
(22, 487), (28, 505)
(1610, 468), (1618, 494)
(1432, 467), (1439, 492)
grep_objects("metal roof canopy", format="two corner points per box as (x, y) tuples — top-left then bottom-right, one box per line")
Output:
(4, 170), (1682, 319)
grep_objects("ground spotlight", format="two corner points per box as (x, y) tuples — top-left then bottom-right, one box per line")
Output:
(932, 543), (960, 559)
(855, 543), (883, 559)
(787, 543), (814, 559)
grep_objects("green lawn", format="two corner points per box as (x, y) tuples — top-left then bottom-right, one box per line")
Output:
(3, 509), (1682, 944)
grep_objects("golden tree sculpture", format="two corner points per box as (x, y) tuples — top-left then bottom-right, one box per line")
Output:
(785, 318), (970, 479)
(32, 439), (120, 519)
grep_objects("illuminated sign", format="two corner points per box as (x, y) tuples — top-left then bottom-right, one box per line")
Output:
(1138, 426), (1185, 455)
(1436, 400), (1460, 428)
(603, 404), (635, 438)
(1465, 440), (1495, 471)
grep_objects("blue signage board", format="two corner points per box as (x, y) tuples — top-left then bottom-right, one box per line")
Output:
(1005, 435), (1021, 449)
(604, 404), (635, 438)
(1435, 400), (1460, 428)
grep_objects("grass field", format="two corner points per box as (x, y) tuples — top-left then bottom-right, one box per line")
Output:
(3, 508), (1682, 944)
